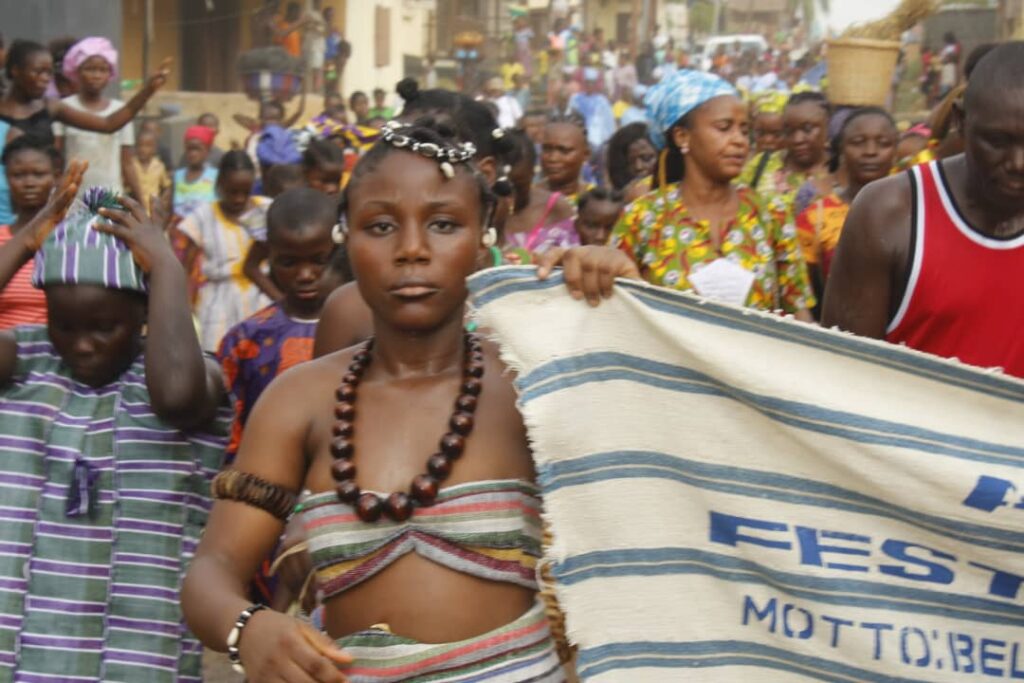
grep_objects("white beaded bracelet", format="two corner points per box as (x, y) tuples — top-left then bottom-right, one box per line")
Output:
(226, 603), (267, 675)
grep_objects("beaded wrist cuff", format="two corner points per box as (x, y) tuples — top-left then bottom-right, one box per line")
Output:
(227, 603), (267, 674)
(211, 470), (298, 521)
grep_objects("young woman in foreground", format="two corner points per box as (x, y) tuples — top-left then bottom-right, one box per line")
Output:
(181, 119), (635, 682)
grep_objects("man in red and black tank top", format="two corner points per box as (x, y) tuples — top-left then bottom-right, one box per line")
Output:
(823, 42), (1024, 378)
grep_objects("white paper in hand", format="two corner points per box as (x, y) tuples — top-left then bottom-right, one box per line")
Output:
(688, 258), (756, 307)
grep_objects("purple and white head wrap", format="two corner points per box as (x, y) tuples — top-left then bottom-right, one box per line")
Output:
(33, 188), (146, 293)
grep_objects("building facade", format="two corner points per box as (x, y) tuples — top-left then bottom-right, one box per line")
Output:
(723, 0), (787, 37)
(1000, 0), (1024, 39)
(581, 0), (684, 53)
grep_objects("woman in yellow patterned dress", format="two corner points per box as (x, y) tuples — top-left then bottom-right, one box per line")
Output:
(738, 91), (831, 211)
(794, 107), (898, 310)
(611, 70), (815, 320)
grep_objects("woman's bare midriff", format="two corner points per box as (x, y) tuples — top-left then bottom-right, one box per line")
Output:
(322, 553), (536, 642)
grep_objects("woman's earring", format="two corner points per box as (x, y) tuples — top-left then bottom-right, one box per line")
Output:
(482, 227), (498, 248)
(331, 222), (347, 245)
(680, 146), (690, 155)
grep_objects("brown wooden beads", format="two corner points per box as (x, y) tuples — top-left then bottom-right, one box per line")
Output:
(330, 334), (484, 522)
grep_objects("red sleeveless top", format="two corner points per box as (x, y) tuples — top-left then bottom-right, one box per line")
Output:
(886, 161), (1024, 377)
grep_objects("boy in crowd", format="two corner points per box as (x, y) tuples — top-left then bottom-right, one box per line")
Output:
(575, 186), (624, 246)
(130, 129), (171, 214)
(218, 187), (349, 461)
(0, 170), (229, 680)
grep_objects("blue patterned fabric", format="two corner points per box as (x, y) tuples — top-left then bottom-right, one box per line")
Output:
(644, 69), (737, 149)
(469, 266), (1024, 683)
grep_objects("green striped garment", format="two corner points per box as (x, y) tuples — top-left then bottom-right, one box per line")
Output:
(0, 326), (229, 681)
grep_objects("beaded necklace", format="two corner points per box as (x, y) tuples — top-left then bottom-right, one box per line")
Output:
(329, 333), (484, 522)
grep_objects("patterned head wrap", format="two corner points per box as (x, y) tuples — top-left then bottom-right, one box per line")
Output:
(62, 37), (118, 85)
(33, 188), (146, 293)
(753, 90), (789, 116)
(644, 69), (737, 149)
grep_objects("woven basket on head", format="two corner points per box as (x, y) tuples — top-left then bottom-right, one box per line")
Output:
(826, 38), (901, 107)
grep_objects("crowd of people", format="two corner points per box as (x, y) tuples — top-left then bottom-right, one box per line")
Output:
(0, 5), (1021, 681)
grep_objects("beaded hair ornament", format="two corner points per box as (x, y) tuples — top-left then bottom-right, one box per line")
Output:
(332, 121), (489, 246)
(378, 120), (477, 179)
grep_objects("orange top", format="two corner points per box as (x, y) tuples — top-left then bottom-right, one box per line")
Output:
(274, 18), (301, 57)
(0, 225), (47, 329)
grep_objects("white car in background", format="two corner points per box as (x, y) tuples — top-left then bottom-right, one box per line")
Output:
(698, 34), (769, 71)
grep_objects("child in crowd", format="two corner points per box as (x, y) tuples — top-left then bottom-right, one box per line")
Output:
(218, 187), (346, 461)
(242, 139), (344, 291)
(0, 137), (59, 327)
(349, 90), (370, 125)
(171, 125), (217, 220)
(239, 99), (307, 177)
(302, 137), (345, 196)
(198, 112), (225, 166)
(130, 129), (171, 214)
(367, 87), (394, 120)
(261, 163), (304, 198)
(177, 151), (273, 351)
(575, 186), (624, 246)
(217, 191), (347, 610)
(0, 170), (229, 680)
(139, 119), (174, 169)
(52, 37), (142, 200)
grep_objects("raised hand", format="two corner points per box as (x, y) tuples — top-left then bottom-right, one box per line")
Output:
(535, 245), (641, 306)
(146, 57), (173, 93)
(94, 195), (177, 273)
(23, 160), (88, 252)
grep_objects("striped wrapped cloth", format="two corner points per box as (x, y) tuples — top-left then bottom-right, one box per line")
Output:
(0, 326), (230, 681)
(469, 266), (1024, 682)
(336, 599), (564, 682)
(301, 479), (543, 597)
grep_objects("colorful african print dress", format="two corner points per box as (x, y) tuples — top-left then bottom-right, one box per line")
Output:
(795, 192), (850, 280)
(612, 185), (815, 313)
(737, 151), (814, 211)
(217, 302), (317, 461)
(0, 326), (230, 681)
(178, 198), (272, 351)
(216, 303), (317, 603)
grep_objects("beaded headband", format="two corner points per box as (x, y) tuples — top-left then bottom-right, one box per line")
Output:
(379, 120), (477, 179)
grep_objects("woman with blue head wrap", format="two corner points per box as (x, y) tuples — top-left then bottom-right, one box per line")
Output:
(609, 70), (816, 320)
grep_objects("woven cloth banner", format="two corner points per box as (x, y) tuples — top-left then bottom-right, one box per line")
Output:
(468, 266), (1024, 683)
